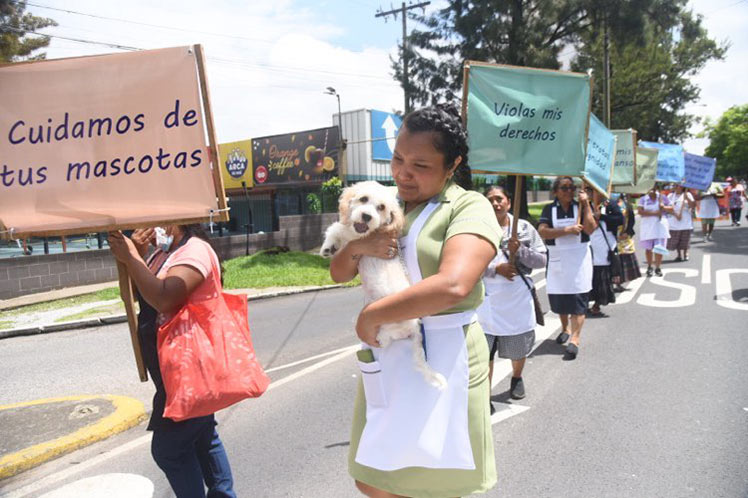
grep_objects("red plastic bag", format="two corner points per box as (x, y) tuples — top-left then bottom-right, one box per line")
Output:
(158, 292), (270, 422)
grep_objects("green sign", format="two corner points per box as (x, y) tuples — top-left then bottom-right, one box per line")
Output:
(582, 114), (616, 197)
(465, 62), (591, 176)
(617, 147), (658, 195)
(611, 129), (637, 186)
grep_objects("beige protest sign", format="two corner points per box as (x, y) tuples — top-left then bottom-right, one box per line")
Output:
(0, 45), (227, 238)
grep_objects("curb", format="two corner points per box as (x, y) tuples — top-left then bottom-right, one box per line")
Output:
(0, 284), (347, 340)
(0, 395), (147, 480)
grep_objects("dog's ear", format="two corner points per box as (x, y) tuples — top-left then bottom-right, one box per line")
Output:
(387, 199), (404, 233)
(338, 186), (357, 225)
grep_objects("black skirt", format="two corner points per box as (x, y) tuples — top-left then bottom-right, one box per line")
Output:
(590, 265), (616, 306)
(548, 293), (589, 315)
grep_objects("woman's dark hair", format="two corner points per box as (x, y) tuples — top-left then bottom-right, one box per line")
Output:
(551, 176), (575, 193)
(402, 103), (472, 190)
(484, 184), (509, 200)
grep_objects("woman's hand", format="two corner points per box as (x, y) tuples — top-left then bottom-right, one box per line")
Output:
(131, 228), (155, 258)
(495, 262), (518, 281)
(564, 224), (584, 235)
(348, 230), (399, 260)
(355, 305), (381, 348)
(507, 236), (520, 255)
(578, 190), (589, 205)
(107, 231), (140, 265)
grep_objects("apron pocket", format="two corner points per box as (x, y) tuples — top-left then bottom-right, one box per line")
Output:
(358, 360), (387, 408)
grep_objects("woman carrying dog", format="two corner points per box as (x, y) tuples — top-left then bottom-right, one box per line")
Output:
(537, 176), (597, 359)
(330, 104), (501, 498)
(476, 185), (546, 404)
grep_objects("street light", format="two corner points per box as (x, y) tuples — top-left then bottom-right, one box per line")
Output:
(324, 86), (347, 186)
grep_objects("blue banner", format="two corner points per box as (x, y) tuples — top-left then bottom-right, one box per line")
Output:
(370, 110), (402, 161)
(639, 141), (685, 183)
(683, 152), (716, 190)
(466, 62), (591, 176)
(582, 114), (616, 197)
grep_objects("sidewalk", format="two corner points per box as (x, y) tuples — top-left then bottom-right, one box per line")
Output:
(0, 282), (345, 340)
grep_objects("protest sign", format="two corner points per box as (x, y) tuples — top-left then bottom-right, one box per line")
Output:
(219, 139), (253, 190)
(639, 141), (685, 183)
(581, 114), (616, 197)
(617, 147), (658, 194)
(683, 152), (716, 190)
(611, 129), (637, 186)
(463, 61), (591, 176)
(0, 45), (227, 239)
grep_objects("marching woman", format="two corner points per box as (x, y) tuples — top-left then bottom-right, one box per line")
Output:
(586, 184), (623, 316)
(615, 193), (642, 291)
(638, 184), (673, 277)
(330, 104), (501, 497)
(697, 181), (724, 241)
(477, 185), (547, 404)
(667, 184), (696, 261)
(538, 177), (597, 359)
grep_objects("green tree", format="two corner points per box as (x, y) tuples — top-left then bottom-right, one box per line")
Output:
(1, 0), (57, 62)
(704, 105), (748, 180)
(572, 9), (727, 142)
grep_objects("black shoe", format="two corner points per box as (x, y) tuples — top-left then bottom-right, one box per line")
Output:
(566, 343), (579, 359)
(490, 402), (496, 415)
(510, 377), (525, 399)
(646, 266), (653, 277)
(655, 267), (663, 277)
(674, 256), (683, 262)
(556, 331), (570, 344)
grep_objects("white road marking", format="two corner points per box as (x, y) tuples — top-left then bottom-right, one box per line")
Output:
(701, 254), (711, 284)
(38, 473), (153, 498)
(715, 269), (748, 311)
(637, 269), (698, 308)
(265, 344), (359, 373)
(610, 272), (647, 305)
(5, 346), (358, 498)
(491, 402), (531, 424)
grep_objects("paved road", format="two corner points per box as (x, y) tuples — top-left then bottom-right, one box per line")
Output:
(1, 223), (747, 497)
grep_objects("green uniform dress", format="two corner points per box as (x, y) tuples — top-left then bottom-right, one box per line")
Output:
(348, 181), (502, 497)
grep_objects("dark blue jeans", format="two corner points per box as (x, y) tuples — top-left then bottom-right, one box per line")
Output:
(151, 416), (236, 498)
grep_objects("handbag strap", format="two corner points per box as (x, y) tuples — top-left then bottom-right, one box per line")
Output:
(597, 223), (614, 252)
(502, 247), (535, 293)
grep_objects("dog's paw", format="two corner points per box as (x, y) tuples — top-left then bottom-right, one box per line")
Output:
(377, 334), (393, 349)
(319, 243), (338, 258)
(428, 372), (448, 391)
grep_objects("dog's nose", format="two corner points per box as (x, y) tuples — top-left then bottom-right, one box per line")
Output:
(361, 213), (372, 222)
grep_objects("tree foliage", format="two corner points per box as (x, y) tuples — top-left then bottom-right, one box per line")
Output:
(1, 0), (57, 62)
(572, 8), (727, 142)
(704, 104), (748, 180)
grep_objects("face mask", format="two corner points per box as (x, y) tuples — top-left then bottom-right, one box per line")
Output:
(155, 227), (174, 252)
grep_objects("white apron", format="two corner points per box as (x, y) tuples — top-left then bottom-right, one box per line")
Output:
(697, 196), (720, 219)
(546, 204), (592, 295)
(477, 252), (535, 336)
(589, 220), (615, 266)
(639, 195), (670, 241)
(355, 200), (476, 471)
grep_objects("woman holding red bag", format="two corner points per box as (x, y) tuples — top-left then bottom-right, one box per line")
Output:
(108, 224), (237, 498)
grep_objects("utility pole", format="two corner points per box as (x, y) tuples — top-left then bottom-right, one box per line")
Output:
(375, 1), (430, 114)
(603, 13), (611, 127)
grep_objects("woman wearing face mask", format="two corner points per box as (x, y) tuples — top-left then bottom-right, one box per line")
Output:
(108, 225), (236, 498)
(330, 104), (501, 498)
(637, 184), (673, 276)
(477, 185), (546, 404)
(537, 176), (597, 359)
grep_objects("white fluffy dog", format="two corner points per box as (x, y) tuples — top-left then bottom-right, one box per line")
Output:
(320, 181), (447, 390)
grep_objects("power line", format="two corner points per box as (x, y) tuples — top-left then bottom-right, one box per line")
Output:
(4, 26), (141, 51)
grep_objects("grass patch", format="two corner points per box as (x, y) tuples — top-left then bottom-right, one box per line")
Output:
(54, 303), (125, 323)
(5, 287), (121, 316)
(0, 320), (13, 330)
(528, 201), (551, 222)
(223, 249), (359, 289)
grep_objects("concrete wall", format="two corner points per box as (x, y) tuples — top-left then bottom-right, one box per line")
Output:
(0, 213), (339, 301)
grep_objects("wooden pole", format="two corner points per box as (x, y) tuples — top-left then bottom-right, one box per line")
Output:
(193, 44), (229, 222)
(510, 175), (523, 265)
(117, 262), (148, 382)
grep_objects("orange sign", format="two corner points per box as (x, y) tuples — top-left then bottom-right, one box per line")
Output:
(0, 46), (224, 237)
